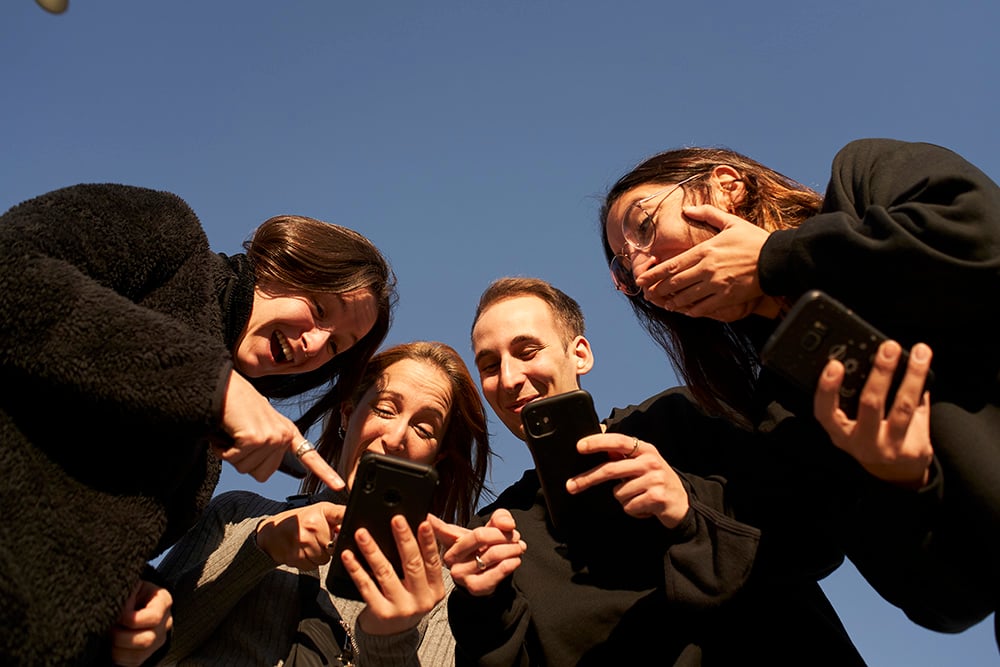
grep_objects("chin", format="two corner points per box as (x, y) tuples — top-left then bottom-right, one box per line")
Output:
(233, 354), (268, 378)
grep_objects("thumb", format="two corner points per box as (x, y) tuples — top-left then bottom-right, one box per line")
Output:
(319, 501), (347, 529)
(487, 508), (516, 531)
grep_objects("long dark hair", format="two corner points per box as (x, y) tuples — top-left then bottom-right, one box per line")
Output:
(302, 341), (492, 526)
(600, 147), (823, 425)
(244, 214), (397, 434)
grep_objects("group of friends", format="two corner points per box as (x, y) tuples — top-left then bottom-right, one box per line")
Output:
(1, 136), (998, 666)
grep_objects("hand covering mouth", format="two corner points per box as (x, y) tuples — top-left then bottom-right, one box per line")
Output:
(270, 330), (294, 364)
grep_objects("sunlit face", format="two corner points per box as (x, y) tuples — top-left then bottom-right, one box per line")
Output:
(234, 286), (378, 377)
(338, 358), (453, 489)
(604, 182), (715, 300)
(472, 295), (591, 440)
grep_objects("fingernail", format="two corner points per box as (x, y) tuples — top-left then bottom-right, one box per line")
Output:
(880, 340), (900, 359)
(912, 343), (930, 361)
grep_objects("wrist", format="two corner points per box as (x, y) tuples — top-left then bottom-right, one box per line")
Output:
(358, 607), (420, 636)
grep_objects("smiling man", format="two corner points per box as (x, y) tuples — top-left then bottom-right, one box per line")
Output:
(440, 276), (870, 666)
(471, 278), (592, 439)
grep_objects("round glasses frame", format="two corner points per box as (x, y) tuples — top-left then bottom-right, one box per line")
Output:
(610, 172), (708, 296)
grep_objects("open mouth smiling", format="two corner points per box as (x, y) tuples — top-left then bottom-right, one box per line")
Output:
(270, 330), (294, 364)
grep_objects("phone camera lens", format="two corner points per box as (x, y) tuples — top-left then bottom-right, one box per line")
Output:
(363, 467), (377, 493)
(384, 489), (402, 507)
(801, 330), (823, 352)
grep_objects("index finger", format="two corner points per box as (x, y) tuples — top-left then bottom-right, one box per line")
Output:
(681, 204), (728, 231)
(297, 448), (346, 491)
(577, 432), (632, 457)
(428, 514), (469, 546)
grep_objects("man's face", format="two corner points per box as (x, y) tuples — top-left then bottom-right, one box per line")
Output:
(472, 295), (590, 440)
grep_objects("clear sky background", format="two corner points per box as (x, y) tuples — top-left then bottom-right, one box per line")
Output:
(4, 1), (998, 664)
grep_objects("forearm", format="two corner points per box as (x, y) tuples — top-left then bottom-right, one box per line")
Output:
(448, 580), (530, 667)
(662, 473), (761, 608)
(156, 492), (285, 661)
(0, 183), (231, 433)
(759, 139), (1000, 317)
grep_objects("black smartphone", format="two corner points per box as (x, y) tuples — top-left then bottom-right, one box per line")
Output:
(326, 451), (439, 600)
(760, 290), (933, 419)
(521, 389), (616, 535)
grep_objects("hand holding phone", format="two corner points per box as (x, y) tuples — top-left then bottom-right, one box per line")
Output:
(326, 451), (439, 600)
(760, 290), (934, 419)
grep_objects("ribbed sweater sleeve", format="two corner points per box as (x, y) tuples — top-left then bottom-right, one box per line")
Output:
(156, 491), (287, 664)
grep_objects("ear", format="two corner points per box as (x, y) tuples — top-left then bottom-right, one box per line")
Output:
(340, 404), (354, 432)
(570, 335), (595, 376)
(709, 165), (746, 210)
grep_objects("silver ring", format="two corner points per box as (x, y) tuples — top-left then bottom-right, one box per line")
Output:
(294, 439), (316, 458)
(627, 437), (640, 459)
(475, 554), (487, 571)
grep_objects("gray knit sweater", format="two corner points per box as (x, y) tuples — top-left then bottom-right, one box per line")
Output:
(157, 490), (457, 666)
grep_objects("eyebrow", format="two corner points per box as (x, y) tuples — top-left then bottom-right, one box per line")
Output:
(474, 334), (539, 365)
(377, 389), (447, 421)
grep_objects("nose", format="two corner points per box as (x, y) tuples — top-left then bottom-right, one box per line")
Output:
(627, 245), (657, 277)
(301, 328), (332, 359)
(381, 421), (407, 455)
(498, 357), (524, 395)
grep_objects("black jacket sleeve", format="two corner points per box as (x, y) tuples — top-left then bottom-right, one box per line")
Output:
(0, 184), (234, 468)
(759, 138), (1000, 335)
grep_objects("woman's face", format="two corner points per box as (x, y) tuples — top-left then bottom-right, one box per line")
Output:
(338, 358), (453, 489)
(234, 286), (377, 377)
(604, 182), (716, 299)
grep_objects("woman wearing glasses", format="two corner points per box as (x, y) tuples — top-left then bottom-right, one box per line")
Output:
(599, 138), (1000, 645)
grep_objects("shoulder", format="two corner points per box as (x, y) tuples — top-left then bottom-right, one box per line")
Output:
(604, 386), (705, 432)
(1, 182), (209, 257)
(832, 137), (973, 173)
(3, 183), (196, 226)
(202, 490), (292, 525)
(604, 387), (757, 471)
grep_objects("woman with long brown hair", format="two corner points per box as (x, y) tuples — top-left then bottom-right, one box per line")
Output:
(600, 138), (1000, 645)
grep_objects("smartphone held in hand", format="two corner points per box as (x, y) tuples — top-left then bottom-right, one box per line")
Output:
(760, 290), (933, 419)
(326, 451), (439, 600)
(521, 389), (614, 535)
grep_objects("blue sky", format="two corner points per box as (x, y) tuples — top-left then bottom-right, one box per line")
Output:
(4, 1), (997, 663)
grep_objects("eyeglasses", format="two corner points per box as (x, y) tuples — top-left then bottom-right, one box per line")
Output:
(610, 172), (707, 296)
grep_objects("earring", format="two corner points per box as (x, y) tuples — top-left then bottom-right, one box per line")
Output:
(338, 426), (346, 440)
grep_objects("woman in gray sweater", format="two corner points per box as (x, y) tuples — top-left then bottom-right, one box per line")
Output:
(157, 340), (492, 666)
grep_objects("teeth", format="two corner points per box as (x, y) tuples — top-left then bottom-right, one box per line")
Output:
(274, 330), (293, 363)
